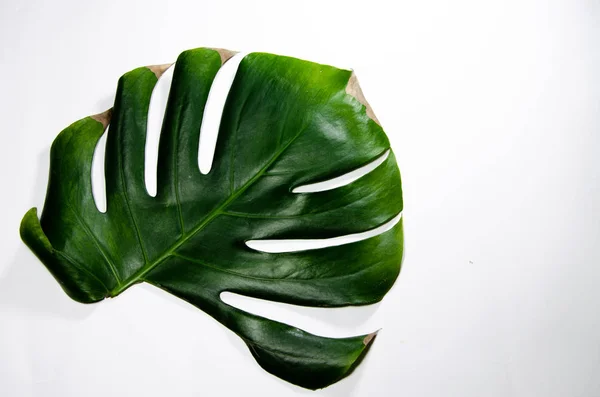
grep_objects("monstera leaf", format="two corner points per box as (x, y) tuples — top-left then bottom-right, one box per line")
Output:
(20, 48), (403, 390)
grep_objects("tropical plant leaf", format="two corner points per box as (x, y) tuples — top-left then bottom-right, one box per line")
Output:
(20, 47), (404, 390)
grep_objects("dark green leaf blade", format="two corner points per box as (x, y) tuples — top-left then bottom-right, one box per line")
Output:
(19, 47), (404, 389)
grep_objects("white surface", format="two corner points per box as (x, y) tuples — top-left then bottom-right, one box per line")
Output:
(1, 0), (599, 396)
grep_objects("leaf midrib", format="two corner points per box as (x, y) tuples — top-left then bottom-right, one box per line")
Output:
(109, 126), (307, 297)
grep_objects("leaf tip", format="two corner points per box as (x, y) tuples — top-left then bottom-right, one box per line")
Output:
(363, 329), (380, 346)
(209, 47), (238, 64)
(90, 108), (113, 130)
(146, 63), (173, 79)
(345, 72), (381, 126)
(20, 207), (39, 240)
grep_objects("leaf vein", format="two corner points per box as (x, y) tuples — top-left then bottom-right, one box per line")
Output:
(67, 204), (122, 284)
(56, 251), (110, 293)
(112, 124), (308, 294)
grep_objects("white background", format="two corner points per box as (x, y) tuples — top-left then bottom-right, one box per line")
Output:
(1, 0), (599, 396)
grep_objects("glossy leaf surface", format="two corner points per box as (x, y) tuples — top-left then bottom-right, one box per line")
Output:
(20, 48), (404, 390)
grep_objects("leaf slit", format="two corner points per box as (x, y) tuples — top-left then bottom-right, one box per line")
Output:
(245, 212), (402, 253)
(145, 63), (175, 197)
(198, 52), (250, 175)
(292, 150), (390, 193)
(91, 125), (108, 213)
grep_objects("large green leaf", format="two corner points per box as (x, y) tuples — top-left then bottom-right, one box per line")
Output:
(20, 47), (404, 390)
